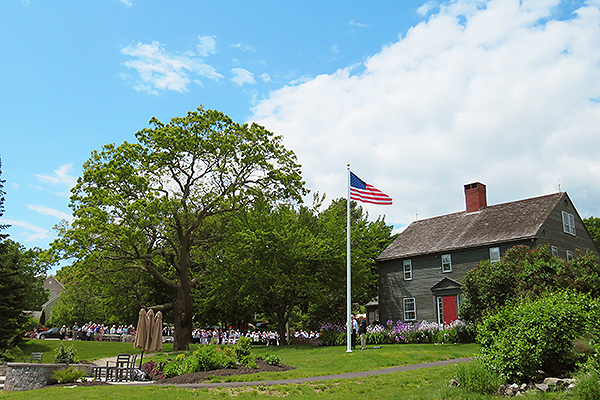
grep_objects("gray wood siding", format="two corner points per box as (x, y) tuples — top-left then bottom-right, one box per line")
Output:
(378, 241), (534, 323)
(537, 198), (600, 258)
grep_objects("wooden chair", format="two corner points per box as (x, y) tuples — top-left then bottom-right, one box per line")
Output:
(24, 352), (43, 363)
(107, 353), (136, 381)
(93, 353), (128, 382)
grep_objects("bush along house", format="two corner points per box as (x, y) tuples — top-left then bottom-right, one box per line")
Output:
(376, 182), (600, 326)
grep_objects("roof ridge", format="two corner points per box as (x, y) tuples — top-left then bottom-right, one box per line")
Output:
(377, 191), (565, 261)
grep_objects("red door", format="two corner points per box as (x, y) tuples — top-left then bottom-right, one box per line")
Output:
(442, 296), (457, 325)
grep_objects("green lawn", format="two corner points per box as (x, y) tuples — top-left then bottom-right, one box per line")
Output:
(0, 341), (569, 399)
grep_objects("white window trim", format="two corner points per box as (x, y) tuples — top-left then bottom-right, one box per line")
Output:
(566, 250), (573, 262)
(403, 297), (417, 321)
(490, 247), (500, 263)
(403, 259), (412, 281)
(551, 245), (559, 258)
(562, 211), (576, 236)
(441, 254), (452, 273)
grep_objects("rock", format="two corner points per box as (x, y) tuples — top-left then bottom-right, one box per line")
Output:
(543, 377), (561, 387)
(535, 383), (549, 392)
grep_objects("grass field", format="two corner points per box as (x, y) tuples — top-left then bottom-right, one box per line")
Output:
(0, 341), (569, 399)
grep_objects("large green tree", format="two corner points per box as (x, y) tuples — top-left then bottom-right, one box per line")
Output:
(226, 199), (331, 342)
(312, 198), (395, 323)
(52, 107), (305, 350)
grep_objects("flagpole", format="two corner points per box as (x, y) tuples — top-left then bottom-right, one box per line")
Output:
(346, 164), (352, 353)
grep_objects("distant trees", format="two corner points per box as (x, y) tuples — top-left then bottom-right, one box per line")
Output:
(584, 216), (600, 250)
(196, 197), (394, 341)
(0, 160), (48, 352)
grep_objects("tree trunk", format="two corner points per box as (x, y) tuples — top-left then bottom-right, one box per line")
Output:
(172, 282), (193, 351)
(276, 318), (288, 346)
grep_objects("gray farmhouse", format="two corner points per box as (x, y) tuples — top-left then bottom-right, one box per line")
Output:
(376, 182), (600, 326)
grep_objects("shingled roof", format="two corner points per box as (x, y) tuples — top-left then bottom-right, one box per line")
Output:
(377, 192), (565, 261)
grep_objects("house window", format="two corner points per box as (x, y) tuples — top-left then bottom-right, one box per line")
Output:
(566, 250), (573, 262)
(441, 254), (452, 273)
(562, 211), (576, 236)
(403, 297), (416, 321)
(490, 247), (500, 263)
(551, 245), (559, 257)
(437, 297), (444, 326)
(403, 259), (412, 280)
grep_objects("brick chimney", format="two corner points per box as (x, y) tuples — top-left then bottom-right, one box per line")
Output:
(464, 182), (487, 213)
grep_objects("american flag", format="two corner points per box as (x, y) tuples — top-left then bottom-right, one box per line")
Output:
(350, 172), (392, 205)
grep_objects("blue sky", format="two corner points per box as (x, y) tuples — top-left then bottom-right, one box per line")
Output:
(2, 0), (600, 272)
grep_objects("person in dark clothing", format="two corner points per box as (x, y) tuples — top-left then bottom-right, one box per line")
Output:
(358, 316), (368, 350)
(351, 315), (358, 350)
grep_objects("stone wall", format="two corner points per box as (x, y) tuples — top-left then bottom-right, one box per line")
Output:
(4, 363), (74, 391)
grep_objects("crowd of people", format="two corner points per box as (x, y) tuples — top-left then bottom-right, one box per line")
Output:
(32, 320), (323, 346)
(191, 328), (282, 346)
(69, 322), (138, 341)
(190, 328), (321, 346)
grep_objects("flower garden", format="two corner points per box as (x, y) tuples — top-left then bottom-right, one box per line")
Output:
(313, 319), (476, 346)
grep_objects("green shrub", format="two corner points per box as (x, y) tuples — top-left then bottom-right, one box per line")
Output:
(192, 346), (223, 372)
(453, 359), (503, 395)
(264, 354), (280, 366)
(50, 366), (86, 384)
(160, 345), (245, 378)
(219, 346), (236, 359)
(216, 346), (238, 368)
(54, 342), (77, 363)
(163, 359), (186, 378)
(235, 336), (252, 360)
(239, 354), (257, 369)
(478, 291), (600, 382)
(153, 358), (168, 373)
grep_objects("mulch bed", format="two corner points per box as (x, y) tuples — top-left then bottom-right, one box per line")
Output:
(156, 359), (295, 385)
(46, 359), (294, 387)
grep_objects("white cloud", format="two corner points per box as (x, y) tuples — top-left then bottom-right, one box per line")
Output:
(232, 43), (254, 51)
(197, 35), (217, 57)
(251, 0), (600, 227)
(417, 1), (438, 16)
(121, 41), (223, 94)
(231, 68), (256, 86)
(260, 73), (272, 83)
(118, 0), (132, 6)
(2, 219), (51, 242)
(35, 163), (78, 189)
(349, 20), (369, 28)
(28, 205), (73, 222)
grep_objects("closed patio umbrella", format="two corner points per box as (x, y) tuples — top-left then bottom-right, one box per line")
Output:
(149, 311), (163, 353)
(133, 309), (148, 350)
(134, 308), (151, 368)
(134, 309), (163, 369)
